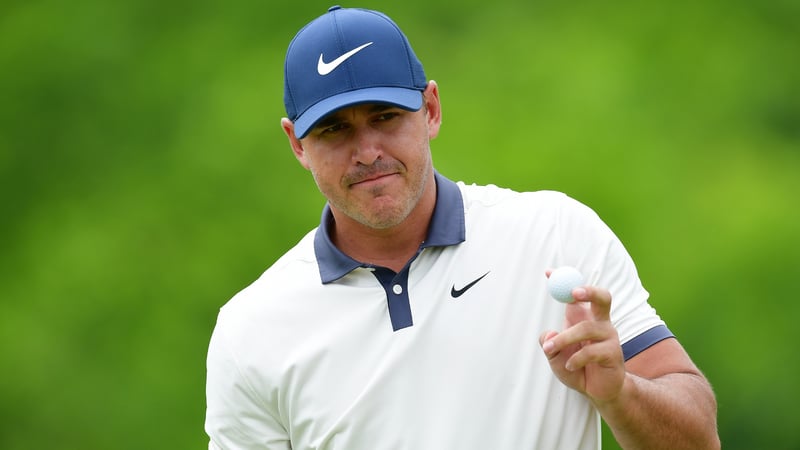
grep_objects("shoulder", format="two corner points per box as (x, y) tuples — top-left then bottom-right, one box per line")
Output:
(215, 228), (319, 332)
(457, 181), (566, 206)
(455, 181), (602, 227)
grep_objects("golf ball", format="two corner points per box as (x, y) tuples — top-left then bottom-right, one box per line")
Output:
(547, 266), (585, 303)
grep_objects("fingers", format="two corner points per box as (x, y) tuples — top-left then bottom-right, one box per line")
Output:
(570, 285), (612, 322)
(542, 320), (614, 355)
(541, 323), (622, 376)
(539, 330), (559, 346)
(540, 284), (614, 351)
(540, 269), (616, 363)
(566, 335), (622, 372)
(544, 268), (612, 321)
(541, 272), (625, 399)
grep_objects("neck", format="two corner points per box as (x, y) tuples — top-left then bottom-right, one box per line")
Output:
(331, 173), (437, 273)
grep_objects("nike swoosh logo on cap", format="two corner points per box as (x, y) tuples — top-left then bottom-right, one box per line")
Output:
(317, 42), (373, 76)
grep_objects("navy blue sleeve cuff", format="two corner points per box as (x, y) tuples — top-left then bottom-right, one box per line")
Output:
(621, 325), (675, 361)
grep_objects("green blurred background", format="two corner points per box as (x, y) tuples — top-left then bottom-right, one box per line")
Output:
(1, 0), (798, 448)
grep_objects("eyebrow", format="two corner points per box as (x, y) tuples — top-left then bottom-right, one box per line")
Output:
(314, 104), (396, 130)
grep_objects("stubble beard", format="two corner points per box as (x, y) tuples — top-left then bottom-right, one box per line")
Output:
(320, 153), (432, 231)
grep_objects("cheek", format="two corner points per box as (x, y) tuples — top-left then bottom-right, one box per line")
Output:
(307, 157), (343, 194)
(303, 149), (328, 176)
(298, 151), (312, 170)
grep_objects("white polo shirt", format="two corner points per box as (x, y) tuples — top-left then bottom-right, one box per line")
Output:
(205, 172), (672, 450)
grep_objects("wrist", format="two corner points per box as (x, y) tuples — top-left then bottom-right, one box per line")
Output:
(591, 371), (638, 416)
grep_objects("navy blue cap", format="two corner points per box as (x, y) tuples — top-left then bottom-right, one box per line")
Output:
(283, 6), (428, 139)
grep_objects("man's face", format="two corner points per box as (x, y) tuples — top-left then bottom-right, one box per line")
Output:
(284, 83), (441, 231)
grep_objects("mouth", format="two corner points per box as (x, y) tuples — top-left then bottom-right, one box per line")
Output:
(349, 172), (398, 188)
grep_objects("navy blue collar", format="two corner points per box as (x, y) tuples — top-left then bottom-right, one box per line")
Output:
(313, 171), (466, 283)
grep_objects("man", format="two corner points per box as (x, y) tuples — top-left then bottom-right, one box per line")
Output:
(205, 6), (719, 449)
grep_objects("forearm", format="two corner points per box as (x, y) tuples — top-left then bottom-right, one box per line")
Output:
(595, 371), (720, 450)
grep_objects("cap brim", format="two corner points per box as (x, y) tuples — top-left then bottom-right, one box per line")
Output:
(293, 86), (423, 139)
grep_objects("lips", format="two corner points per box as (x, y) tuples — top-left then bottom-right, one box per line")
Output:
(350, 172), (397, 187)
(345, 159), (404, 188)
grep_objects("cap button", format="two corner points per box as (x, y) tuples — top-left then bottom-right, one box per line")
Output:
(328, 5), (342, 12)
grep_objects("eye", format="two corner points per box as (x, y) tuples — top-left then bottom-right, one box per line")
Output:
(319, 122), (348, 135)
(374, 111), (400, 123)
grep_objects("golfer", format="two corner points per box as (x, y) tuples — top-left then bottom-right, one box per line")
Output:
(205, 6), (720, 449)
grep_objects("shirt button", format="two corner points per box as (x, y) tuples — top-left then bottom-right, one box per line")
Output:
(392, 284), (403, 295)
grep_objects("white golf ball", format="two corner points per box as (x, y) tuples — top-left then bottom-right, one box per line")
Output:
(547, 266), (585, 303)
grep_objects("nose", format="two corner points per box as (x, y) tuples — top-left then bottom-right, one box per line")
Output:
(351, 127), (383, 166)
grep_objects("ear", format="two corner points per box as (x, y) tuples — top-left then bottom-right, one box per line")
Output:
(423, 80), (442, 139)
(281, 118), (311, 170)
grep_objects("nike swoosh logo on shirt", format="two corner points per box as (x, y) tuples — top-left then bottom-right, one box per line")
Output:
(317, 42), (373, 75)
(450, 271), (490, 298)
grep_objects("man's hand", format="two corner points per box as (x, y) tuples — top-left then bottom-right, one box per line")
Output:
(539, 276), (625, 405)
(539, 271), (721, 449)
